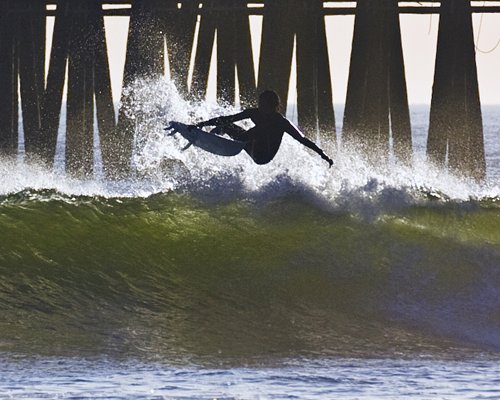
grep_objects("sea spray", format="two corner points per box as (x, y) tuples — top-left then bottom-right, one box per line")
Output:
(2, 76), (498, 204)
(120, 77), (498, 205)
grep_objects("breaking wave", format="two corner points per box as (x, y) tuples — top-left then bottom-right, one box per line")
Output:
(1, 77), (499, 362)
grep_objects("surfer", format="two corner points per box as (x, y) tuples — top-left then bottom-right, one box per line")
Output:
(192, 90), (334, 167)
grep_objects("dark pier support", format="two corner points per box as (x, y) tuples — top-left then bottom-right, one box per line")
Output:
(92, 2), (119, 179)
(296, 1), (335, 139)
(191, 0), (256, 106)
(44, 0), (116, 177)
(259, 0), (335, 138)
(428, 0), (485, 181)
(258, 0), (294, 111)
(18, 1), (46, 159)
(117, 0), (165, 177)
(0, 0), (45, 159)
(66, 2), (96, 177)
(164, 1), (198, 95)
(121, 0), (165, 83)
(190, 2), (216, 100)
(0, 1), (20, 157)
(40, 0), (69, 164)
(343, 0), (411, 163)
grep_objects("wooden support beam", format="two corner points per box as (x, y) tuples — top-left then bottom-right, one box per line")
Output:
(388, 1), (412, 163)
(41, 0), (117, 177)
(296, 1), (322, 135)
(117, 0), (166, 177)
(258, 0), (295, 116)
(164, 1), (198, 95)
(191, 2), (217, 100)
(217, 1), (237, 104)
(41, 1), (500, 16)
(234, 9), (257, 108)
(40, 0), (71, 164)
(295, 0), (335, 139)
(343, 0), (411, 163)
(66, 3), (96, 177)
(342, 0), (389, 161)
(17, 0), (46, 159)
(428, 0), (485, 180)
(315, 8), (336, 140)
(0, 1), (20, 157)
(90, 0), (118, 178)
(121, 0), (165, 84)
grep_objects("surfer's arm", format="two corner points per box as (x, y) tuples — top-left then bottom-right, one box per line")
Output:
(196, 109), (253, 128)
(285, 121), (333, 167)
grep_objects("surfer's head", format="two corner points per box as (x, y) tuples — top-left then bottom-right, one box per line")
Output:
(258, 90), (280, 114)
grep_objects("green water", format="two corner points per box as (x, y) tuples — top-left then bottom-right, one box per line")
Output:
(1, 191), (499, 363)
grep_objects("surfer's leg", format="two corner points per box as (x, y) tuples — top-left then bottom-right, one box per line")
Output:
(243, 143), (275, 165)
(210, 124), (249, 141)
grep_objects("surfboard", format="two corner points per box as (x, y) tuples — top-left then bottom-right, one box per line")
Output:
(165, 121), (247, 157)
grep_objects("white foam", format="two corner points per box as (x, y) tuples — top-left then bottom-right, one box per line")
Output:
(1, 77), (499, 204)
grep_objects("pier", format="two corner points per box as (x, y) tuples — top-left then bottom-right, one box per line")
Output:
(0, 1), (497, 180)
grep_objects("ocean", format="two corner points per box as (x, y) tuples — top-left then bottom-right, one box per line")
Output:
(1, 79), (499, 399)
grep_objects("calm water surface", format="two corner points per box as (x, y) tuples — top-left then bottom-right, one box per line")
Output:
(2, 356), (500, 399)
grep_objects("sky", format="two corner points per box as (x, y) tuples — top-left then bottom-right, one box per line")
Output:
(46, 10), (500, 105)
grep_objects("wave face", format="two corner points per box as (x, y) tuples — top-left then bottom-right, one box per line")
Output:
(1, 189), (499, 361)
(1, 78), (500, 363)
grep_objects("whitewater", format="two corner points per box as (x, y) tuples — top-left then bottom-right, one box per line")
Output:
(0, 78), (499, 399)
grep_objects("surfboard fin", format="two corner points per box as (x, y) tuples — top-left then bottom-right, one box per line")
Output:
(181, 142), (193, 151)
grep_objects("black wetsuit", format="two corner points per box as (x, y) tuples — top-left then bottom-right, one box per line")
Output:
(201, 108), (329, 165)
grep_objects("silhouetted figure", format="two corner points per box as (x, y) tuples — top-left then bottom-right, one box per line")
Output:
(194, 90), (333, 167)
